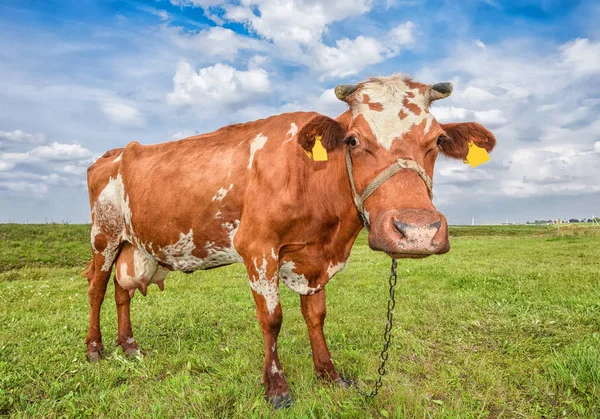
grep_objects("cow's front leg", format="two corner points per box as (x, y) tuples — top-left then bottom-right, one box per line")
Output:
(300, 290), (348, 387)
(246, 257), (293, 409)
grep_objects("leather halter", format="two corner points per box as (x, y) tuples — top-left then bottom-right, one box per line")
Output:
(345, 147), (433, 230)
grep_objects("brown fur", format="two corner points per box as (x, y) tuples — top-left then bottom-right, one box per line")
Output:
(403, 97), (421, 115)
(297, 115), (346, 152)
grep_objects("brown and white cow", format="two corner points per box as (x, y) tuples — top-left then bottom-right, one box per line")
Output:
(84, 75), (496, 408)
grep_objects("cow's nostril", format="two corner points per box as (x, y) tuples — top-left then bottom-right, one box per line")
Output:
(392, 220), (409, 239)
(429, 221), (441, 230)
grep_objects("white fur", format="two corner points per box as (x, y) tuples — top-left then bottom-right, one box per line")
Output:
(248, 133), (268, 169)
(211, 184), (233, 202)
(327, 261), (347, 279)
(159, 230), (204, 271)
(284, 123), (298, 142)
(353, 76), (434, 150)
(113, 152), (123, 163)
(271, 361), (283, 376)
(90, 174), (132, 271)
(279, 260), (321, 295)
(159, 223), (242, 271)
(249, 256), (279, 314)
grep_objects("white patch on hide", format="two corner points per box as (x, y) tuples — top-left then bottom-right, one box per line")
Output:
(248, 133), (268, 169)
(90, 174), (132, 271)
(284, 123), (298, 142)
(113, 152), (123, 163)
(158, 221), (242, 271)
(327, 261), (347, 279)
(249, 256), (279, 314)
(279, 260), (321, 295)
(271, 361), (283, 376)
(211, 184), (233, 202)
(160, 230), (204, 271)
(353, 76), (434, 150)
(271, 248), (278, 261)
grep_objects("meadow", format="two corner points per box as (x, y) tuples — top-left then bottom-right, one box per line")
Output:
(0, 223), (599, 417)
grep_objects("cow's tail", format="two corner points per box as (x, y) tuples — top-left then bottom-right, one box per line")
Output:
(82, 259), (95, 283)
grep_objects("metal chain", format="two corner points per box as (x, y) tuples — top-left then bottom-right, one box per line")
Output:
(348, 258), (398, 397)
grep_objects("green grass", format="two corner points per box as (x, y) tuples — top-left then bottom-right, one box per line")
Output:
(1, 224), (599, 417)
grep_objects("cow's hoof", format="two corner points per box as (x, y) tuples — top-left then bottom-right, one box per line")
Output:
(86, 351), (103, 363)
(124, 348), (141, 358)
(334, 375), (351, 389)
(266, 393), (294, 410)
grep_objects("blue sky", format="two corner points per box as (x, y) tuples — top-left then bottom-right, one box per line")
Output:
(0, 0), (599, 223)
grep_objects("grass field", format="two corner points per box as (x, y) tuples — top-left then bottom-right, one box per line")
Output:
(1, 223), (599, 417)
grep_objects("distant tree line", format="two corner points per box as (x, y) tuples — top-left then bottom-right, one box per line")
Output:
(526, 217), (600, 225)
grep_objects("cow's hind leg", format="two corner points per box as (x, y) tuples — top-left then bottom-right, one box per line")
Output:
(84, 255), (113, 362)
(300, 290), (348, 387)
(114, 277), (139, 357)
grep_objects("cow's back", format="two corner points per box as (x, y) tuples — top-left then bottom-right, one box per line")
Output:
(89, 111), (318, 272)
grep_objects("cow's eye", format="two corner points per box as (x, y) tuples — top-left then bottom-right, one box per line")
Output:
(346, 136), (360, 148)
(436, 135), (446, 147)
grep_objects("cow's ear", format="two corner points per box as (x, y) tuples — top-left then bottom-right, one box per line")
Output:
(439, 122), (496, 159)
(297, 115), (346, 153)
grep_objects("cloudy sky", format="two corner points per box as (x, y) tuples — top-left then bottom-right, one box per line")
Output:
(0, 0), (599, 224)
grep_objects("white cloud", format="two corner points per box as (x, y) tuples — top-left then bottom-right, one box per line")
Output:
(170, 0), (223, 7)
(594, 141), (600, 153)
(461, 86), (496, 103)
(224, 0), (373, 46)
(0, 170), (85, 197)
(29, 142), (94, 162)
(0, 129), (46, 144)
(501, 144), (600, 197)
(167, 59), (271, 109)
(169, 26), (263, 61)
(310, 22), (416, 79)
(311, 36), (384, 79)
(0, 161), (15, 171)
(0, 142), (94, 167)
(102, 102), (144, 126)
(560, 38), (600, 76)
(387, 21), (416, 54)
(438, 165), (494, 184)
(475, 39), (486, 49)
(431, 106), (469, 122)
(474, 109), (507, 125)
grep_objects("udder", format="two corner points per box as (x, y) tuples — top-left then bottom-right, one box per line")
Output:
(115, 243), (169, 297)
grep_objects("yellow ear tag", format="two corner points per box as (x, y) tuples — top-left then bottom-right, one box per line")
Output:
(312, 136), (328, 161)
(464, 141), (490, 168)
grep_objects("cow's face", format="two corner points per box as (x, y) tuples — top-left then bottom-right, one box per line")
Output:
(299, 75), (496, 258)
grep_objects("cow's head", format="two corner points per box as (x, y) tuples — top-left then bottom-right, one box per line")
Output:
(298, 75), (496, 258)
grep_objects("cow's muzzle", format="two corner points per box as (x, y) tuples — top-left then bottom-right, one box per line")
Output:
(368, 209), (450, 258)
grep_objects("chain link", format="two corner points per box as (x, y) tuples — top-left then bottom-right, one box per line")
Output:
(347, 258), (398, 398)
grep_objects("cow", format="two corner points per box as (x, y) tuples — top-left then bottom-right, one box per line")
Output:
(83, 74), (496, 408)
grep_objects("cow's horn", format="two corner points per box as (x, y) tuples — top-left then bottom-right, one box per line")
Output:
(334, 84), (358, 101)
(429, 82), (453, 101)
